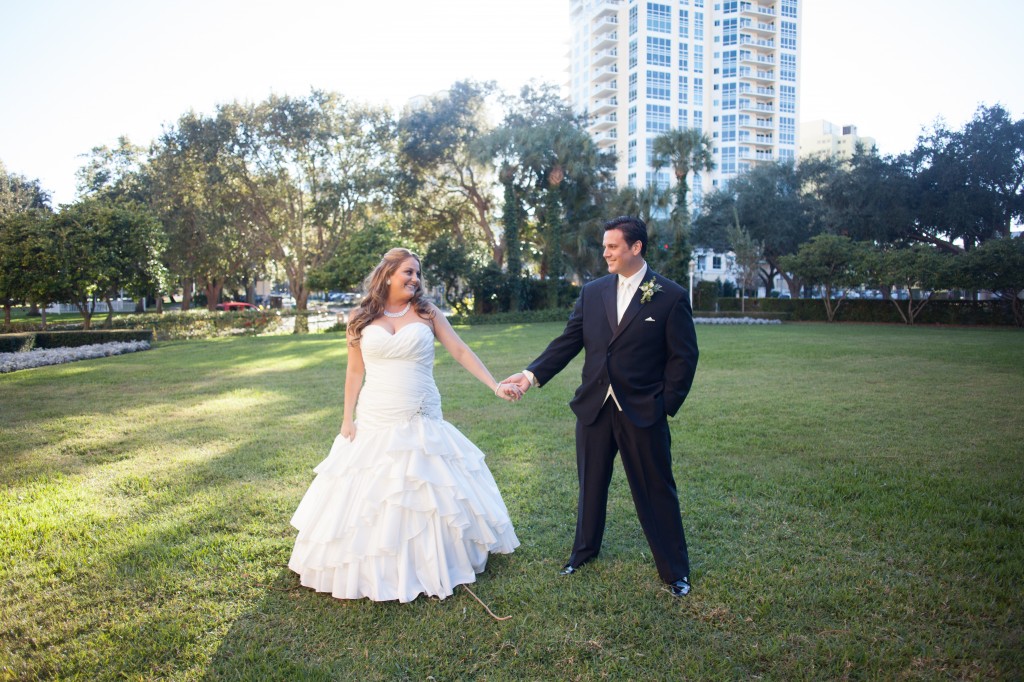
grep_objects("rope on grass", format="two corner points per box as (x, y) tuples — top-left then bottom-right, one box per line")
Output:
(460, 584), (512, 621)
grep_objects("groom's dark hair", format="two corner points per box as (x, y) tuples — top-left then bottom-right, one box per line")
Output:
(604, 216), (648, 256)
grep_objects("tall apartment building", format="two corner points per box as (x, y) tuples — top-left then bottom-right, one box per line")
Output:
(568, 0), (802, 209)
(799, 119), (876, 160)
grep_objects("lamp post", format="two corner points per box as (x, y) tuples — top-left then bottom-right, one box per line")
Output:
(688, 259), (696, 308)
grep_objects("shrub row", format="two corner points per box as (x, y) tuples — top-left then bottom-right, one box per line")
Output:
(708, 297), (1018, 325)
(0, 329), (154, 353)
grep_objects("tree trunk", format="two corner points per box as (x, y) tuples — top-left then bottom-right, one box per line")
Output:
(182, 277), (193, 312)
(3, 303), (10, 325)
(293, 287), (310, 334)
(103, 297), (115, 328)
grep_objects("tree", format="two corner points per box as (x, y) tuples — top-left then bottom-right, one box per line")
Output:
(423, 236), (476, 312)
(307, 222), (398, 294)
(221, 91), (396, 332)
(651, 127), (715, 232)
(47, 199), (167, 329)
(779, 234), (866, 322)
(396, 80), (504, 264)
(1, 160), (51, 218)
(700, 160), (823, 296)
(726, 214), (763, 313)
(906, 104), (1024, 252)
(954, 236), (1024, 326)
(870, 245), (952, 325)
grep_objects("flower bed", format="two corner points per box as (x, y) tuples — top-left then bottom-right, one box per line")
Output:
(694, 317), (782, 325)
(0, 341), (151, 373)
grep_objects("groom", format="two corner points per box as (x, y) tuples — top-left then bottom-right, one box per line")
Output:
(506, 216), (699, 597)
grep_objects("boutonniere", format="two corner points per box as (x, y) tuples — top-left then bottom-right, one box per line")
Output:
(639, 279), (662, 304)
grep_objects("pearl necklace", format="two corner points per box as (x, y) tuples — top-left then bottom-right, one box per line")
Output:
(382, 302), (411, 318)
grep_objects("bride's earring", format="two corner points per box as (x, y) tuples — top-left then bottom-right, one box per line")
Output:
(386, 278), (391, 286)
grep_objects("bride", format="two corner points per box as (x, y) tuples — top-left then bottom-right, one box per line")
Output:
(288, 248), (521, 603)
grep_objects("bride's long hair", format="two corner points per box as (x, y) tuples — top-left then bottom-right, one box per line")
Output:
(347, 248), (434, 344)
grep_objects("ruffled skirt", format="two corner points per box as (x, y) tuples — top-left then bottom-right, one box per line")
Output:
(288, 415), (519, 603)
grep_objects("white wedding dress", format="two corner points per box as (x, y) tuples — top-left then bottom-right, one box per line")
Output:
(288, 322), (519, 602)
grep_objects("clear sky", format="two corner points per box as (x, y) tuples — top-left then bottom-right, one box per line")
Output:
(2, 0), (1022, 207)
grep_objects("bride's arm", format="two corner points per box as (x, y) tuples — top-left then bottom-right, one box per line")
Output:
(340, 331), (366, 440)
(429, 305), (519, 400)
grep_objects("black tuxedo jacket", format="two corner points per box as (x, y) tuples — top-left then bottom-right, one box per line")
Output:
(527, 268), (699, 428)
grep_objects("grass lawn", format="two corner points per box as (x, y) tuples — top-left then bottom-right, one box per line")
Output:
(1, 322), (1021, 680)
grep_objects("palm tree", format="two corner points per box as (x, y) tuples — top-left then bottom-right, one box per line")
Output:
(651, 127), (715, 232)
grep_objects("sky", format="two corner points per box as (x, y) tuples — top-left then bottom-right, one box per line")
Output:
(2, 0), (1022, 207)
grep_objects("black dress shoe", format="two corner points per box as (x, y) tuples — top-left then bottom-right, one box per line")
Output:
(559, 563), (580, 576)
(669, 577), (691, 597)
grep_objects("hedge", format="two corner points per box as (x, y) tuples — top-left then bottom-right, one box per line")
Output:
(0, 329), (154, 352)
(709, 297), (1018, 325)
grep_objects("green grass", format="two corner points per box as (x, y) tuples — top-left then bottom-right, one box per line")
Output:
(1, 323), (1021, 680)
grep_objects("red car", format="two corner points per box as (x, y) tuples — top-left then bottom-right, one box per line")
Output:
(216, 302), (258, 311)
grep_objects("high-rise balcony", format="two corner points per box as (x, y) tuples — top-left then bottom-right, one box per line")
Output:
(739, 83), (776, 99)
(739, 34), (776, 50)
(739, 117), (775, 131)
(593, 15), (618, 36)
(592, 80), (616, 99)
(593, 30), (617, 50)
(739, 100), (774, 114)
(592, 112), (618, 131)
(592, 47), (617, 67)
(739, 1), (776, 19)
(592, 64), (618, 82)
(590, 97), (617, 115)
(592, 0), (621, 19)
(739, 17), (776, 35)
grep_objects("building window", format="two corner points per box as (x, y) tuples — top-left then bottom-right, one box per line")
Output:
(678, 42), (689, 71)
(678, 108), (689, 129)
(721, 146), (736, 174)
(694, 0), (703, 6)
(646, 104), (671, 133)
(646, 171), (670, 190)
(678, 10), (689, 38)
(647, 3), (671, 33)
(721, 114), (736, 142)
(780, 116), (795, 145)
(628, 172), (637, 188)
(694, 12), (704, 40)
(678, 75), (689, 104)
(647, 37), (671, 66)
(629, 72), (638, 102)
(721, 82), (736, 110)
(722, 18), (737, 46)
(629, 105), (638, 135)
(647, 70), (671, 100)
(696, 255), (706, 270)
(722, 49), (737, 78)
(779, 148), (795, 162)
(629, 40), (638, 69)
(781, 21), (797, 50)
(693, 77), (704, 106)
(694, 110), (704, 130)
(712, 255), (722, 269)
(781, 0), (798, 19)
(630, 5), (638, 35)
(781, 53), (796, 82)
(722, 1), (738, 13)
(628, 139), (637, 167)
(694, 44), (704, 72)
(780, 85), (796, 113)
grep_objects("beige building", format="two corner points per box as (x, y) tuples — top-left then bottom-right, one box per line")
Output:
(799, 119), (875, 160)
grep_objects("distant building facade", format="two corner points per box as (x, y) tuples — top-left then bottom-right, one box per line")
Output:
(799, 119), (876, 160)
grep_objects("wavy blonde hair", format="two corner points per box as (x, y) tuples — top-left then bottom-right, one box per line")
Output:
(347, 248), (434, 344)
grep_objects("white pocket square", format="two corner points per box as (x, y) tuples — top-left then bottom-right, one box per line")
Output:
(645, 316), (656, 322)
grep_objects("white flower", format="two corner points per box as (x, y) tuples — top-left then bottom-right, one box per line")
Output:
(0, 341), (151, 373)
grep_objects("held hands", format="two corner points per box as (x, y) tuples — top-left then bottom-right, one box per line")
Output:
(503, 373), (532, 396)
(494, 382), (524, 402)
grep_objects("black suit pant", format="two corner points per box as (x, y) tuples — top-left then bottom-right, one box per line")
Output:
(570, 399), (690, 583)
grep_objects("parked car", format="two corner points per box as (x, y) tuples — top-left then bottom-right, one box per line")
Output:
(216, 302), (258, 311)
